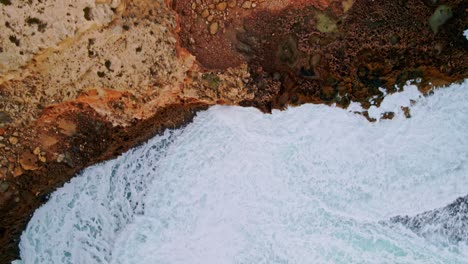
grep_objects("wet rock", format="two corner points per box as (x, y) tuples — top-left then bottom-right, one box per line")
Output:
(0, 112), (12, 124)
(0, 182), (8, 193)
(389, 33), (400, 45)
(429, 5), (453, 33)
(390, 195), (468, 244)
(63, 153), (74, 168)
(401, 106), (411, 118)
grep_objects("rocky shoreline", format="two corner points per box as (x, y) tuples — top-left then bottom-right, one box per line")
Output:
(0, 0), (466, 262)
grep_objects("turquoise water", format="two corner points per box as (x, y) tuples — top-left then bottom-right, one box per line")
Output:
(15, 80), (468, 263)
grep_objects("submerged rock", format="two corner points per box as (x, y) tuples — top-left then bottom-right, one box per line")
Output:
(429, 5), (453, 33)
(390, 195), (468, 244)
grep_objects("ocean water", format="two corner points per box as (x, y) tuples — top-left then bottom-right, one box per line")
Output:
(14, 80), (468, 264)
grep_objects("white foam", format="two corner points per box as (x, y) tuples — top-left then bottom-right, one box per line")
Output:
(367, 84), (422, 120)
(15, 80), (468, 264)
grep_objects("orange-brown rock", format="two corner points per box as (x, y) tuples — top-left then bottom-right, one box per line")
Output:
(19, 152), (39, 171)
(0, 0), (466, 262)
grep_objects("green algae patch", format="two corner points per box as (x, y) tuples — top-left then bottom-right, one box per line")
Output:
(429, 5), (453, 33)
(277, 36), (300, 67)
(202, 73), (221, 89)
(316, 13), (338, 33)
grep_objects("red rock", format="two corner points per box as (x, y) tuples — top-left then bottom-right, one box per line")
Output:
(12, 167), (23, 177)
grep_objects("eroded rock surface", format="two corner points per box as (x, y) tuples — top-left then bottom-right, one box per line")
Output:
(0, 0), (466, 262)
(174, 0), (467, 111)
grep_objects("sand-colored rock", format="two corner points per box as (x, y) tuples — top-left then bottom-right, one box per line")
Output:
(8, 137), (17, 145)
(32, 147), (40, 156)
(210, 22), (219, 35)
(217, 2), (228, 10)
(242, 1), (252, 8)
(0, 0), (122, 78)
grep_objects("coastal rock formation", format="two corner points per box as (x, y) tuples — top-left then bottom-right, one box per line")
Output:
(0, 0), (466, 262)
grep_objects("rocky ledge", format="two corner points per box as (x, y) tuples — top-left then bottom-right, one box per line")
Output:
(0, 0), (466, 262)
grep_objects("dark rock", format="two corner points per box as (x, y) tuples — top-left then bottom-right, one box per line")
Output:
(0, 182), (9, 193)
(390, 195), (468, 244)
(0, 112), (12, 124)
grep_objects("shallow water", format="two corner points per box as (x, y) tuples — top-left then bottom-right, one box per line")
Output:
(15, 80), (468, 264)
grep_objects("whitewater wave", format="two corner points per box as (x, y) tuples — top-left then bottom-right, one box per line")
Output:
(15, 80), (468, 264)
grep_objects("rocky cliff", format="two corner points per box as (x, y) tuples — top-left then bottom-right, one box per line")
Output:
(0, 0), (466, 262)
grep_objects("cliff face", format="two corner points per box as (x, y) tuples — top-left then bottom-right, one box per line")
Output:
(0, 0), (466, 262)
